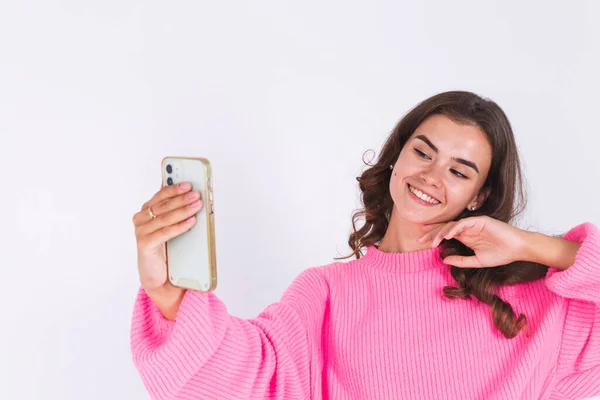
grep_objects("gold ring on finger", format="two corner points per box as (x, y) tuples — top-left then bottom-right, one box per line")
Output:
(148, 206), (157, 220)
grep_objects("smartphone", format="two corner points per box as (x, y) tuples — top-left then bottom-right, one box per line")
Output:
(161, 156), (217, 292)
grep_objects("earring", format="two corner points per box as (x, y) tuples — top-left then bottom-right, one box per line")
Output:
(471, 206), (476, 211)
(389, 165), (393, 170)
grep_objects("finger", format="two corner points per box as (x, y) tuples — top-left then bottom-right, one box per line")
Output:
(443, 224), (461, 240)
(418, 225), (444, 243)
(136, 197), (204, 237)
(134, 182), (196, 226)
(138, 215), (198, 251)
(433, 218), (479, 246)
(432, 222), (457, 247)
(133, 207), (156, 226)
(444, 218), (479, 241)
(442, 221), (468, 241)
(133, 205), (160, 227)
(421, 223), (442, 232)
(442, 255), (483, 268)
(141, 181), (193, 212)
(417, 233), (429, 244)
(419, 223), (449, 244)
(151, 190), (202, 220)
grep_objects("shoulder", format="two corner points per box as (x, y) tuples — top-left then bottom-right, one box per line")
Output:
(286, 255), (363, 290)
(289, 256), (374, 301)
(306, 254), (366, 279)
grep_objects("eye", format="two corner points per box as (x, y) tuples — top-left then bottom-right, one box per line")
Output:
(451, 170), (468, 179)
(414, 149), (430, 159)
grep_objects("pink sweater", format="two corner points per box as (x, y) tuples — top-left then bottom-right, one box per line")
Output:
(130, 222), (600, 400)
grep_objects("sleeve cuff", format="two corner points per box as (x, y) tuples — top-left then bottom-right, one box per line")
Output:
(545, 222), (600, 304)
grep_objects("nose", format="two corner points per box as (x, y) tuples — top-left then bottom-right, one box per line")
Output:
(419, 166), (443, 187)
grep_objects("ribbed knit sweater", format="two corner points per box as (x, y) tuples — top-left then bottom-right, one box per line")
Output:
(130, 222), (600, 399)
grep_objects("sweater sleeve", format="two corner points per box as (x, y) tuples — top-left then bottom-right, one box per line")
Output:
(130, 266), (329, 400)
(544, 222), (600, 399)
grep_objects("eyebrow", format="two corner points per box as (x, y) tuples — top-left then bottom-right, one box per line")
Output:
(414, 134), (480, 174)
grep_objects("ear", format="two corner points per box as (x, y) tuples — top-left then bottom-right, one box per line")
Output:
(468, 186), (491, 210)
(475, 186), (492, 208)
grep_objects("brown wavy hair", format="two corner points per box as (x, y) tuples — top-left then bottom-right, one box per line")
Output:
(337, 90), (550, 339)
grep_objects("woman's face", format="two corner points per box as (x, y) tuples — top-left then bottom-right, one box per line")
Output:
(390, 114), (493, 225)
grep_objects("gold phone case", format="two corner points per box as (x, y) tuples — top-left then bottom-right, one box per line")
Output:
(161, 156), (217, 292)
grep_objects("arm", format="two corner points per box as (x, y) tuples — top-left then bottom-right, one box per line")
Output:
(525, 222), (600, 399)
(144, 283), (186, 321)
(130, 267), (329, 400)
(521, 231), (581, 271)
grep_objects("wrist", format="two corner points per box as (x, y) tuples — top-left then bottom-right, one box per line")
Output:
(518, 230), (538, 262)
(520, 230), (580, 270)
(143, 280), (177, 296)
(144, 282), (186, 320)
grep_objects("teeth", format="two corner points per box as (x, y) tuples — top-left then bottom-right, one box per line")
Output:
(409, 184), (440, 204)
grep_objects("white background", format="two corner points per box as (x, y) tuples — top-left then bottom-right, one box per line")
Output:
(1, 1), (599, 399)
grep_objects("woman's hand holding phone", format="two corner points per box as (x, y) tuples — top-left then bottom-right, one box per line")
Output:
(132, 182), (204, 319)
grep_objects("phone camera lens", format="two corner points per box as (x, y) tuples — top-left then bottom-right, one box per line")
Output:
(166, 164), (173, 174)
(167, 177), (174, 185)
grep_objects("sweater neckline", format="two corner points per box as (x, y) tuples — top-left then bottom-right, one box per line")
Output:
(362, 244), (446, 272)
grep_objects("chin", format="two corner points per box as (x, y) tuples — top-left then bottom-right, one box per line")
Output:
(393, 203), (445, 225)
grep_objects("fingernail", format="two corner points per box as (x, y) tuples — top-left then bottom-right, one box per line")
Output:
(190, 199), (202, 208)
(187, 191), (199, 200)
(180, 182), (191, 190)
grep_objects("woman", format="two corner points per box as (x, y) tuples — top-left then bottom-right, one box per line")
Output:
(130, 91), (600, 399)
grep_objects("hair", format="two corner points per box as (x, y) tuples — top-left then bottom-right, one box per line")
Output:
(337, 90), (551, 339)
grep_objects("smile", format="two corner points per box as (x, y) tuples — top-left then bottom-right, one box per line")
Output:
(408, 184), (441, 205)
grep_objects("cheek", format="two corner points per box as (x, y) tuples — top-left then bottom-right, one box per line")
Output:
(389, 169), (406, 193)
(389, 175), (398, 198)
(446, 183), (475, 205)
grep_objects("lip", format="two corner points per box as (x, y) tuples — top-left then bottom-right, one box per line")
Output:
(407, 183), (442, 204)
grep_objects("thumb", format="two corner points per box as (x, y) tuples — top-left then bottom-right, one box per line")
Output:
(442, 255), (483, 269)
